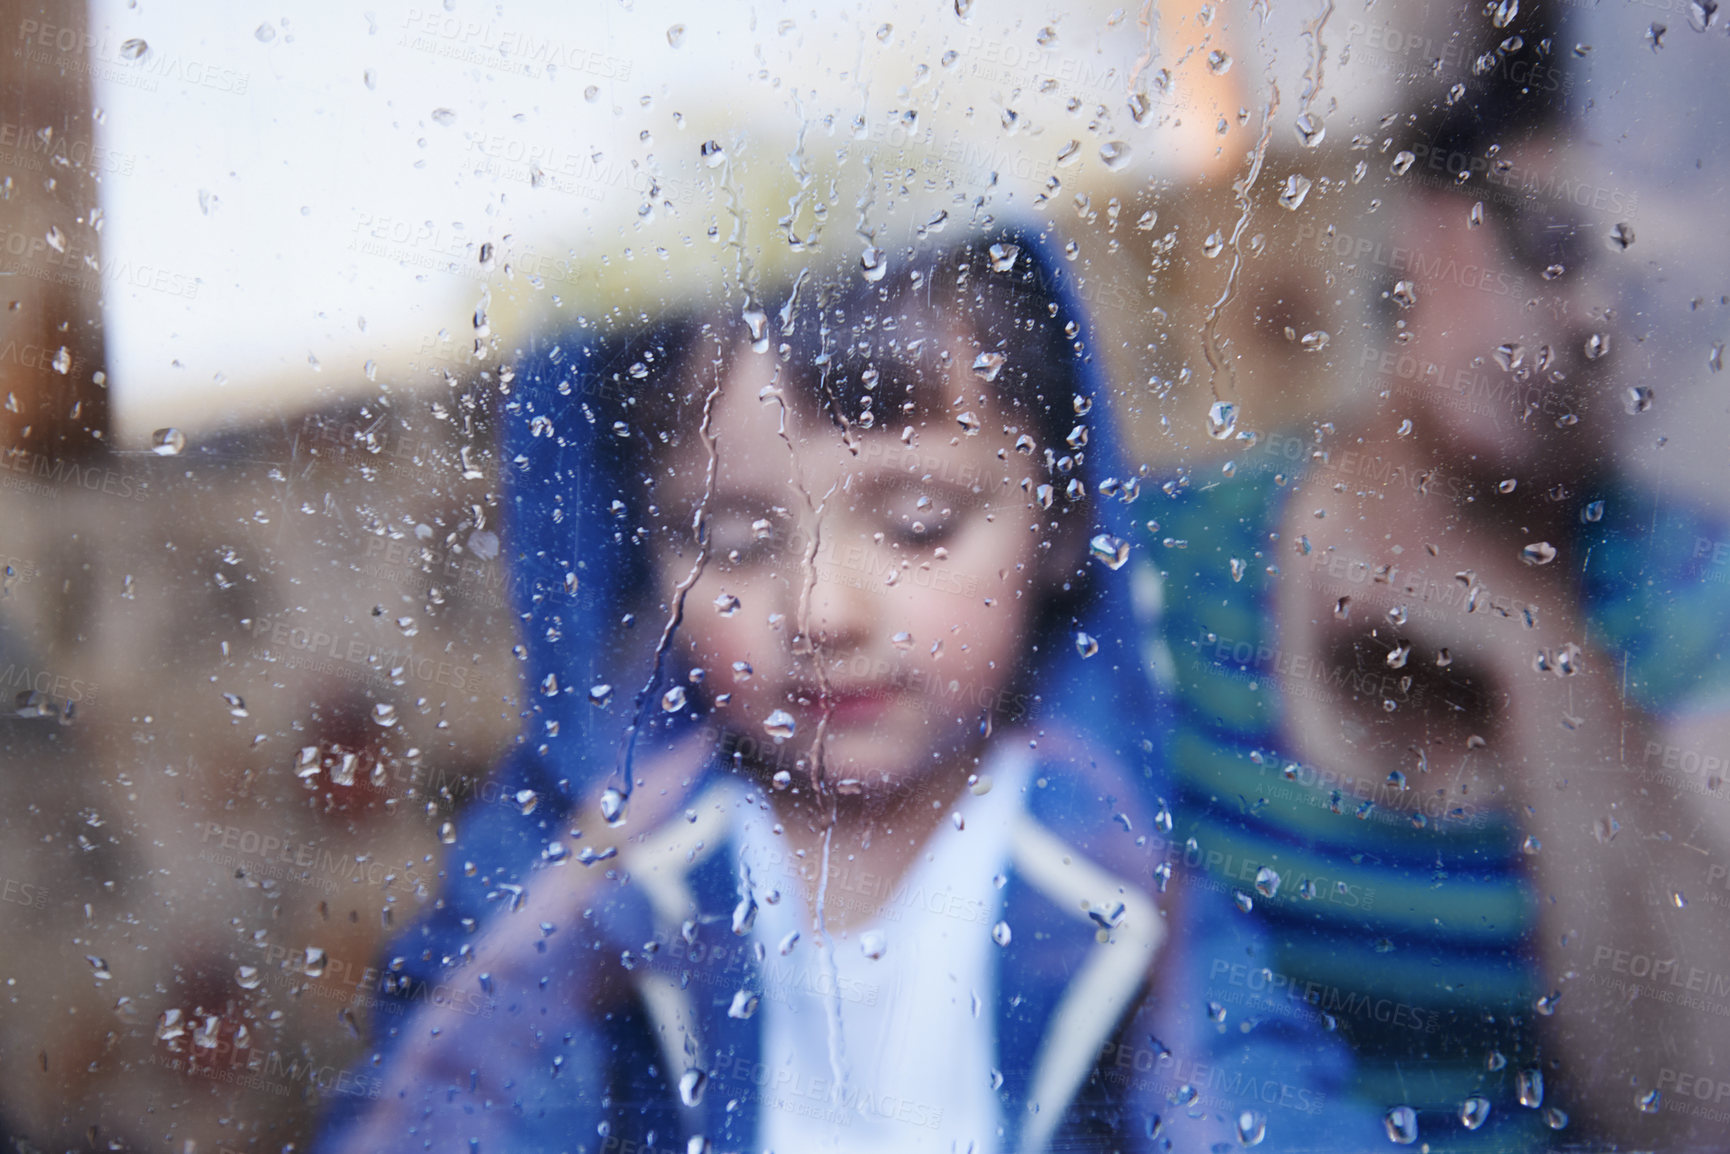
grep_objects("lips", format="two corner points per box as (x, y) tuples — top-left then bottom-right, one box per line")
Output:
(814, 684), (897, 727)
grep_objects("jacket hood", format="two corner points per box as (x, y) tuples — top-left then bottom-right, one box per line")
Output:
(365, 220), (1174, 1033)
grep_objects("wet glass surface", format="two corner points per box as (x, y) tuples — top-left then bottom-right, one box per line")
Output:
(3, 1), (1729, 1150)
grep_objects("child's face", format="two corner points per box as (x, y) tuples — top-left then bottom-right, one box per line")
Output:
(655, 342), (1055, 797)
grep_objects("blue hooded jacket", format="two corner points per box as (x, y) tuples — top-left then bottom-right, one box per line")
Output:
(317, 226), (1385, 1153)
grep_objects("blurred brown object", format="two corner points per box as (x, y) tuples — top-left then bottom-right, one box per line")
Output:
(1, 0), (108, 457)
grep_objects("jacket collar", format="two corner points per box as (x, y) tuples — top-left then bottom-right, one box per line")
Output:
(614, 760), (1165, 1154)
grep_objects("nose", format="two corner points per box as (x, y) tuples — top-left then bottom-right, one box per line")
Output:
(804, 535), (876, 655)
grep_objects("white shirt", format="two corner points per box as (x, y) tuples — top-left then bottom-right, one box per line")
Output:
(737, 747), (1033, 1154)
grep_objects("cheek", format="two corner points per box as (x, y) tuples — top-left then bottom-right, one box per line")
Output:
(898, 522), (1042, 671)
(682, 574), (788, 679)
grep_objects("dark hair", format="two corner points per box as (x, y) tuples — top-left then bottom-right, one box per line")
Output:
(778, 238), (1094, 472)
(1409, 0), (1572, 163)
(586, 236), (1095, 493)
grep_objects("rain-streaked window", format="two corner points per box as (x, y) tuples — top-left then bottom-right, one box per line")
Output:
(4, 1), (1728, 1151)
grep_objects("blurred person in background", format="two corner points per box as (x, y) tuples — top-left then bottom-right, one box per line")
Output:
(1143, 1), (1730, 1148)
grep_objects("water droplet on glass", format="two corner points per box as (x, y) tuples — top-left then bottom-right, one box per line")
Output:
(1300, 330), (1330, 352)
(1517, 1067), (1544, 1108)
(1254, 867), (1281, 898)
(1469, 201), (1485, 227)
(742, 306), (768, 349)
(1236, 1109), (1267, 1146)
(151, 428), (186, 456)
(661, 686), (688, 713)
(1206, 401), (1238, 440)
(1229, 557), (1247, 583)
(972, 352), (1006, 381)
(1582, 500), (1604, 523)
(1391, 280), (1418, 308)
(1202, 231), (1225, 258)
(236, 965), (262, 990)
(1074, 631), (1099, 658)
(1098, 141), (1131, 170)
(678, 1067), (706, 1106)
(1206, 50), (1232, 74)
(1625, 385), (1654, 414)
(600, 787), (628, 826)
(860, 931), (886, 959)
(1089, 534), (1131, 570)
(1637, 1089), (1661, 1114)
(763, 710), (796, 740)
(1584, 332), (1610, 360)
(302, 946), (328, 977)
(992, 921), (1012, 946)
(988, 243), (1020, 272)
(1277, 174), (1312, 211)
(728, 989), (759, 1019)
(666, 24), (686, 48)
(957, 410), (982, 435)
(370, 702), (398, 728)
(1493, 342), (1526, 372)
(1386, 643), (1410, 669)
(700, 140), (726, 168)
(1520, 541), (1557, 566)
(860, 246), (888, 283)
(1383, 1105), (1418, 1144)
(1459, 1096), (1491, 1130)
(1390, 151), (1416, 176)
(119, 38), (148, 61)
(156, 1008), (185, 1041)
(255, 22), (277, 42)
(1294, 112), (1326, 148)
(50, 346), (71, 374)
